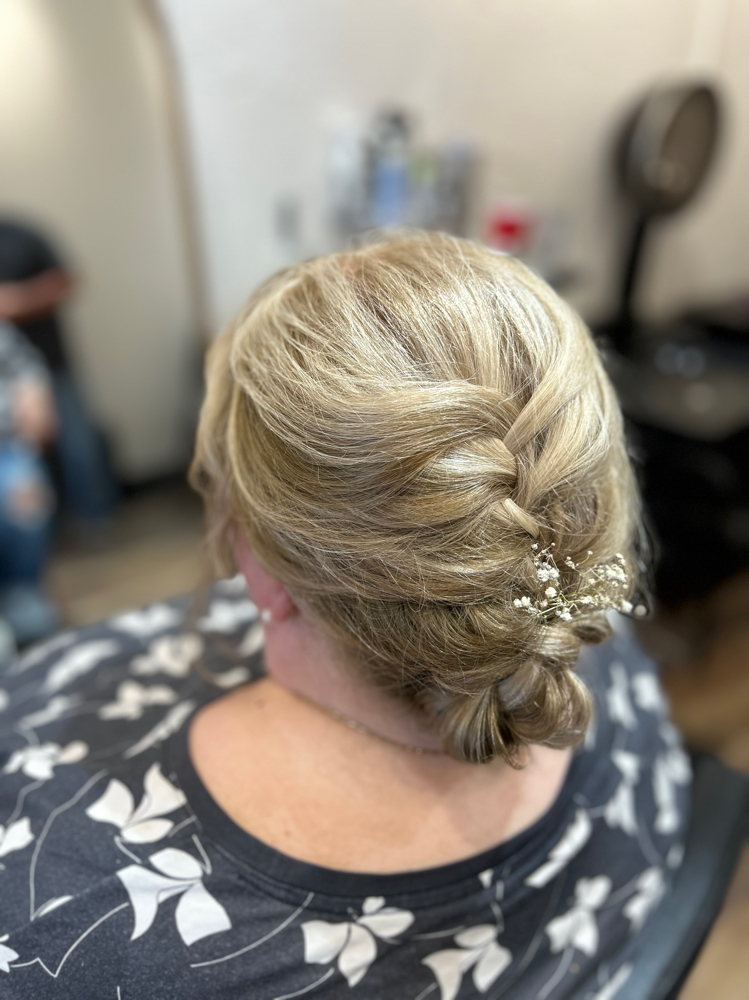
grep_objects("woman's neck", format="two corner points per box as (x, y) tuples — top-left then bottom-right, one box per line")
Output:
(202, 547), (573, 871)
(260, 609), (446, 755)
(189, 672), (572, 872)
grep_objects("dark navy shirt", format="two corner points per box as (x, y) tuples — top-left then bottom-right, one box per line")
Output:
(0, 578), (690, 999)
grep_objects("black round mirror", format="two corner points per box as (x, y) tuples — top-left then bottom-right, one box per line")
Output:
(607, 81), (722, 351)
(617, 82), (720, 215)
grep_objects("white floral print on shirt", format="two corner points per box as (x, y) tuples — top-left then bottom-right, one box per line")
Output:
(422, 924), (512, 1000)
(623, 867), (666, 932)
(545, 876), (611, 956)
(3, 741), (87, 781)
(197, 599), (257, 634)
(17, 695), (81, 731)
(653, 727), (691, 834)
(606, 662), (637, 731)
(0, 818), (34, 859)
(86, 762), (186, 843)
(631, 673), (666, 714)
(110, 605), (182, 637)
(302, 896), (414, 987)
(0, 936), (19, 973)
(43, 640), (120, 694)
(130, 634), (204, 679)
(525, 809), (593, 888)
(98, 680), (177, 721)
(604, 750), (640, 836)
(117, 846), (231, 945)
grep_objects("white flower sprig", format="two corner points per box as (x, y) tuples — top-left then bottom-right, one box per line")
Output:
(513, 544), (646, 624)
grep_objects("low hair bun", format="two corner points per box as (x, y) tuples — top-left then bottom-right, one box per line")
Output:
(435, 685), (513, 765)
(425, 620), (595, 765)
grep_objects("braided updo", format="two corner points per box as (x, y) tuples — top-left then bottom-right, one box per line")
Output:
(191, 232), (641, 764)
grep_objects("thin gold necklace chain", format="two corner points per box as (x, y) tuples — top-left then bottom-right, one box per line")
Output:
(290, 689), (446, 757)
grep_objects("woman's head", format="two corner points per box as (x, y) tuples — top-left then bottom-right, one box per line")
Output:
(192, 231), (641, 764)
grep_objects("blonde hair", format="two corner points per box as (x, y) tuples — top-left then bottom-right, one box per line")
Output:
(191, 231), (641, 764)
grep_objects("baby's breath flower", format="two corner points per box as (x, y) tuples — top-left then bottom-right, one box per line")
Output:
(514, 543), (635, 627)
(603, 565), (626, 583)
(536, 566), (560, 583)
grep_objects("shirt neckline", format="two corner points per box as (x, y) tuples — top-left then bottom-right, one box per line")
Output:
(167, 698), (589, 901)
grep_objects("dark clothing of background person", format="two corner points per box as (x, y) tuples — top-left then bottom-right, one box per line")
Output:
(0, 221), (119, 522)
(0, 222), (69, 371)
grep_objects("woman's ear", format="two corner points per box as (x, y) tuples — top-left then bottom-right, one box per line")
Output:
(234, 531), (296, 623)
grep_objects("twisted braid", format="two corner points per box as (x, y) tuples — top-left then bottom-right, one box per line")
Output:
(192, 231), (641, 764)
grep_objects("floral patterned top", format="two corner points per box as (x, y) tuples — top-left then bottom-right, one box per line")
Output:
(0, 578), (690, 1000)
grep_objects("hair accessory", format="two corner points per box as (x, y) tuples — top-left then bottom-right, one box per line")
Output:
(260, 608), (273, 624)
(513, 544), (647, 623)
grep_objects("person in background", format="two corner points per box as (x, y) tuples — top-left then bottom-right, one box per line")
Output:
(0, 219), (119, 526)
(0, 320), (58, 646)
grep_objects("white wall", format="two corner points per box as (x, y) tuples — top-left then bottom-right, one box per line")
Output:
(158, 0), (749, 329)
(0, 0), (198, 479)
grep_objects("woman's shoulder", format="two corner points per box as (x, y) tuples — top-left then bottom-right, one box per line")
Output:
(0, 577), (262, 744)
(0, 578), (262, 708)
(0, 580), (266, 995)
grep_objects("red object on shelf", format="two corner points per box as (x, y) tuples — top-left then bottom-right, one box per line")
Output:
(486, 203), (534, 254)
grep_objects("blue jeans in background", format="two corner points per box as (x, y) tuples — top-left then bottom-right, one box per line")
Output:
(53, 372), (120, 522)
(0, 441), (58, 646)
(0, 441), (53, 584)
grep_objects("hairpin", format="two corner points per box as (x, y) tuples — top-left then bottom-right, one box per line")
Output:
(513, 544), (647, 623)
